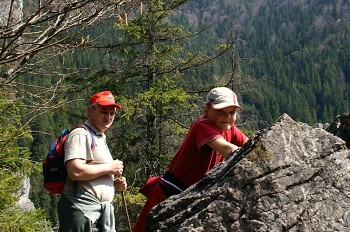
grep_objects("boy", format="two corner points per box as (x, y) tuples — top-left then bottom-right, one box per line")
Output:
(133, 87), (249, 232)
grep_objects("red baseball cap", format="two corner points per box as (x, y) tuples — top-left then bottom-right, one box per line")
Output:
(89, 91), (121, 110)
(206, 87), (242, 110)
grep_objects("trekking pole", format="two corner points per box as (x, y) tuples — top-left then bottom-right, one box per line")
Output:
(115, 175), (132, 232)
(121, 191), (132, 232)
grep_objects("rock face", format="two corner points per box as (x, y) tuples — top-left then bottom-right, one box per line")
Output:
(0, 0), (23, 26)
(145, 113), (350, 232)
(326, 113), (350, 148)
(16, 177), (35, 211)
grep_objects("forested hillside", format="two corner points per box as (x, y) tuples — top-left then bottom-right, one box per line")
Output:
(1, 0), (349, 230)
(28, 0), (350, 230)
(181, 0), (350, 125)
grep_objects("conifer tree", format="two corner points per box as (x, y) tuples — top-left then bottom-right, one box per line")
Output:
(74, 0), (236, 183)
(68, 1), (238, 226)
(0, 88), (51, 231)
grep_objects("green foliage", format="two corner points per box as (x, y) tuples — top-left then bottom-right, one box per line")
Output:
(0, 91), (32, 208)
(0, 206), (51, 232)
(234, 0), (350, 124)
(80, 0), (207, 183)
(0, 88), (49, 231)
(22, 0), (350, 229)
(113, 189), (146, 232)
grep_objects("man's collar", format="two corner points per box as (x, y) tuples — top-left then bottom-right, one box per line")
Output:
(84, 121), (103, 136)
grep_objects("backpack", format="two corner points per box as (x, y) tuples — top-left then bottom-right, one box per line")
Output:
(42, 125), (96, 194)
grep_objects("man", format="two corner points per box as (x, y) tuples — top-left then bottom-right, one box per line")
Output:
(133, 87), (249, 231)
(58, 90), (127, 232)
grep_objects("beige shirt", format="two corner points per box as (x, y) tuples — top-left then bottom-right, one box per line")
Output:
(63, 121), (115, 202)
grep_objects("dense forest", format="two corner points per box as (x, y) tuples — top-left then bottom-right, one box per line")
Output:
(1, 0), (349, 231)
(182, 0), (350, 125)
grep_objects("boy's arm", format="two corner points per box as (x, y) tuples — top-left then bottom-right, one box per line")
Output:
(207, 137), (240, 159)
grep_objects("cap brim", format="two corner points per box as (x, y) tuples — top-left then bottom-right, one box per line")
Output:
(97, 102), (121, 110)
(211, 103), (242, 110)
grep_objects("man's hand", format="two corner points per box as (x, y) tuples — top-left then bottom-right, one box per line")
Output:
(111, 159), (124, 177)
(114, 176), (127, 192)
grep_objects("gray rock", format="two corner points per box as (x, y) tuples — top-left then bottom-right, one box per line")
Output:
(145, 113), (350, 232)
(16, 176), (35, 211)
(326, 113), (350, 148)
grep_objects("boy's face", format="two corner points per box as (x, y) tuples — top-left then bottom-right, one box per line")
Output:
(206, 106), (238, 132)
(88, 104), (116, 132)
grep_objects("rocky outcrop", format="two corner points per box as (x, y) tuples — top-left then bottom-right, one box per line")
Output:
(145, 113), (350, 232)
(0, 0), (23, 26)
(16, 177), (35, 211)
(326, 113), (350, 148)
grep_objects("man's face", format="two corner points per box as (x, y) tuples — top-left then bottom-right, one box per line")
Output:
(88, 104), (116, 132)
